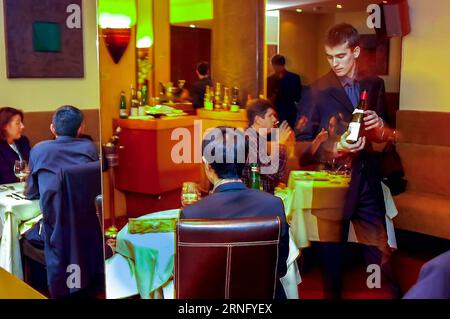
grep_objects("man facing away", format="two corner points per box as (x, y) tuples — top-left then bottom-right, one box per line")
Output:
(300, 23), (398, 298)
(24, 105), (99, 247)
(185, 61), (213, 109)
(181, 126), (290, 299)
(267, 54), (302, 130)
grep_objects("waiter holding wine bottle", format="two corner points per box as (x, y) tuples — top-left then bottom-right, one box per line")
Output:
(300, 23), (398, 299)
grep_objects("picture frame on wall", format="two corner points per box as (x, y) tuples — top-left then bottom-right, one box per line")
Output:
(3, 0), (84, 78)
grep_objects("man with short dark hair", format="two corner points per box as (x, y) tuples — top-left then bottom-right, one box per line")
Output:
(300, 23), (397, 298)
(181, 126), (289, 299)
(241, 99), (292, 194)
(24, 105), (98, 246)
(187, 61), (213, 109)
(267, 54), (302, 129)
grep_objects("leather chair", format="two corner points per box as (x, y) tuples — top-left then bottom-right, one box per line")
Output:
(175, 216), (281, 299)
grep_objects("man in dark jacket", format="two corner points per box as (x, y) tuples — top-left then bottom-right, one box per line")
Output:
(188, 61), (213, 109)
(181, 126), (289, 299)
(299, 23), (398, 298)
(25, 105), (98, 247)
(267, 55), (302, 129)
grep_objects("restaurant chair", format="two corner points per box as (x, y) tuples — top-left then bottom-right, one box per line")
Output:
(95, 195), (103, 229)
(20, 235), (47, 294)
(95, 194), (114, 260)
(175, 216), (281, 299)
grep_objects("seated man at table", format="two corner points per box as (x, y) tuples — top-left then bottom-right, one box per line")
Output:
(181, 126), (290, 299)
(241, 99), (293, 193)
(24, 105), (99, 247)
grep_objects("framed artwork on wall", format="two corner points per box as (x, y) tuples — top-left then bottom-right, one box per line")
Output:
(3, 0), (84, 78)
(359, 34), (390, 76)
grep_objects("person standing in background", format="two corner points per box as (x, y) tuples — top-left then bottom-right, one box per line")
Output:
(267, 55), (302, 129)
(182, 61), (213, 109)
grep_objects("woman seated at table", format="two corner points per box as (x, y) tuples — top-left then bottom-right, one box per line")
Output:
(300, 112), (350, 171)
(0, 107), (30, 184)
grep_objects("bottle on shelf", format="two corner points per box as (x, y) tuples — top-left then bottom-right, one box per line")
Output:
(141, 85), (148, 106)
(222, 87), (230, 111)
(204, 85), (213, 110)
(346, 90), (369, 144)
(249, 163), (262, 191)
(119, 91), (128, 119)
(130, 85), (139, 117)
(230, 87), (240, 112)
(214, 82), (222, 111)
(137, 90), (146, 116)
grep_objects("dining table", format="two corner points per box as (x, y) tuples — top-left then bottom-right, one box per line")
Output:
(0, 265), (46, 299)
(274, 170), (398, 249)
(107, 208), (301, 299)
(0, 183), (41, 279)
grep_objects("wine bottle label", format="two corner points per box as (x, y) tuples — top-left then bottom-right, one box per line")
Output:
(347, 122), (361, 142)
(352, 108), (364, 115)
(120, 109), (128, 117)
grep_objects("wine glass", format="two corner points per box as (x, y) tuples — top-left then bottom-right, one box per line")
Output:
(181, 182), (201, 207)
(13, 160), (29, 182)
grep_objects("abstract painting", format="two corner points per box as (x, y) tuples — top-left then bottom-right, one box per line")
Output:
(3, 0), (84, 78)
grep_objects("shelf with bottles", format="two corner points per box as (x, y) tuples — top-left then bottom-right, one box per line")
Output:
(204, 83), (240, 112)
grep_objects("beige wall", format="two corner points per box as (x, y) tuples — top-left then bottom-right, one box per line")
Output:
(316, 13), (335, 78)
(0, 0), (100, 111)
(400, 0), (450, 112)
(153, 0), (170, 94)
(279, 11), (319, 85)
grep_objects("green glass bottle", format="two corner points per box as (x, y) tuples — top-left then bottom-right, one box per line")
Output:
(141, 85), (148, 106)
(249, 163), (261, 190)
(119, 91), (128, 119)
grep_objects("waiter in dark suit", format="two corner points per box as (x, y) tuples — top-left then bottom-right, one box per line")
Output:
(300, 23), (397, 298)
(267, 55), (302, 129)
(181, 126), (290, 299)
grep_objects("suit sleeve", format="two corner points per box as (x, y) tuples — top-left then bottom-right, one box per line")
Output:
(368, 79), (391, 143)
(296, 88), (318, 141)
(294, 75), (302, 103)
(25, 150), (40, 200)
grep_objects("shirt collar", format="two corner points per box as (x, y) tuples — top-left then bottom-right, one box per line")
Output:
(213, 181), (247, 194)
(339, 75), (357, 87)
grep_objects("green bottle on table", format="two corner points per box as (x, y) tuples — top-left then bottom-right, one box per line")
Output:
(250, 163), (261, 190)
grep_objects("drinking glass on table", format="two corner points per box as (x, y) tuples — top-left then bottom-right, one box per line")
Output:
(13, 160), (29, 182)
(181, 182), (201, 207)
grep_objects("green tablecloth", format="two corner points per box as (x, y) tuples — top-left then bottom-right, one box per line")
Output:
(115, 209), (180, 299)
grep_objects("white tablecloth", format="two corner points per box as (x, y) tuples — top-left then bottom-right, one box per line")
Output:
(107, 209), (301, 299)
(275, 171), (398, 250)
(0, 183), (41, 279)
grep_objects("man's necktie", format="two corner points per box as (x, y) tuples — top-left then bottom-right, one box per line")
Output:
(346, 84), (359, 108)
